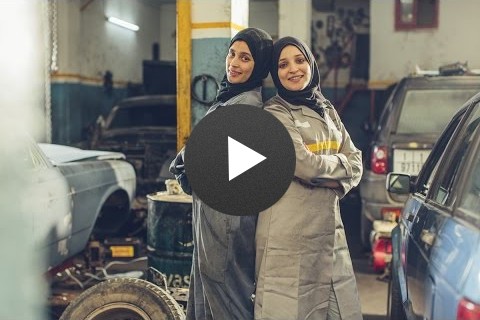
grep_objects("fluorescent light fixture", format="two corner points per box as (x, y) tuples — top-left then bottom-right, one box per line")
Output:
(107, 16), (139, 31)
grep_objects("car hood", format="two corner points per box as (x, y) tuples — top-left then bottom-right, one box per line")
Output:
(38, 143), (125, 164)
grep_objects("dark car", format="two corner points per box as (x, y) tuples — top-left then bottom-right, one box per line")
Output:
(386, 91), (480, 320)
(360, 69), (480, 248)
(91, 95), (177, 196)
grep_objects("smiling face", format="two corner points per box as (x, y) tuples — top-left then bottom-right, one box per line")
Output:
(277, 45), (311, 91)
(226, 40), (255, 84)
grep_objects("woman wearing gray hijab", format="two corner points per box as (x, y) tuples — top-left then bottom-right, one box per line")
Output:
(255, 36), (363, 320)
(170, 27), (273, 320)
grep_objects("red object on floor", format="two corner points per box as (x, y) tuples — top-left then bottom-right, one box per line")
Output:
(372, 236), (392, 273)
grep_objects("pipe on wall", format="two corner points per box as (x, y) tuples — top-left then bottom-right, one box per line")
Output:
(176, 0), (192, 151)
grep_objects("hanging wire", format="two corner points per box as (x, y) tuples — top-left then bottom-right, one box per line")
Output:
(50, 0), (58, 73)
(43, 0), (58, 143)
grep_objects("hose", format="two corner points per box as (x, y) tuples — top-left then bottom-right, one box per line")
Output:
(191, 74), (220, 106)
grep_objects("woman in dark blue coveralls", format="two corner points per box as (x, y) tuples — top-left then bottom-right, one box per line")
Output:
(170, 27), (273, 320)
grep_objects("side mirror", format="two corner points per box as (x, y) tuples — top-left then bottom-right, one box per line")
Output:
(386, 172), (412, 194)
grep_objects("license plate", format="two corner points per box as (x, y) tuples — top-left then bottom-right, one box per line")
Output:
(393, 149), (430, 175)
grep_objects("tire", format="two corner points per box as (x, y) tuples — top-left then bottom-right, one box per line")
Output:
(387, 273), (407, 320)
(360, 210), (372, 250)
(59, 277), (185, 320)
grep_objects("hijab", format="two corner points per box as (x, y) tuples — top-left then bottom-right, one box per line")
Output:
(215, 27), (273, 103)
(270, 36), (326, 117)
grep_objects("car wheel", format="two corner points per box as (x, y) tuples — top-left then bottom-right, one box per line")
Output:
(387, 273), (407, 320)
(361, 210), (372, 250)
(59, 278), (185, 320)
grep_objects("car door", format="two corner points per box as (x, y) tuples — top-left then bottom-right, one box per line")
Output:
(402, 105), (470, 319)
(428, 100), (480, 320)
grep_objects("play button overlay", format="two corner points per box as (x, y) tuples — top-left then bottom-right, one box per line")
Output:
(228, 137), (266, 181)
(184, 104), (295, 216)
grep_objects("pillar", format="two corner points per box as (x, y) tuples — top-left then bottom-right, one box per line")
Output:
(191, 0), (250, 126)
(278, 0), (311, 45)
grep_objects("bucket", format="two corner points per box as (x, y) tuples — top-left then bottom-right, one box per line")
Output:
(147, 191), (193, 288)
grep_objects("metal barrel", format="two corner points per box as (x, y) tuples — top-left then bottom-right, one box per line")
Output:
(147, 192), (193, 288)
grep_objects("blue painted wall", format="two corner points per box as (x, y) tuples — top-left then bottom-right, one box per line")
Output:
(51, 83), (127, 145)
(191, 38), (230, 126)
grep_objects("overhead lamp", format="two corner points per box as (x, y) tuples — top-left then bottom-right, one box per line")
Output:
(107, 16), (139, 32)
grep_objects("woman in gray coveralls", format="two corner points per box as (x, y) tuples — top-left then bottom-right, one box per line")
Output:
(170, 28), (273, 320)
(255, 37), (363, 320)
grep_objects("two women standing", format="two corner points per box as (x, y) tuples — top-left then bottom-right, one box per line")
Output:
(171, 29), (363, 320)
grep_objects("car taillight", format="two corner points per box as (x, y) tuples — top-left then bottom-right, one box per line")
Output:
(457, 298), (480, 320)
(371, 145), (388, 174)
(381, 207), (402, 222)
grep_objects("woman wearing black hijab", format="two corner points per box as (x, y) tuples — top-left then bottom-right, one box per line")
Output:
(170, 28), (273, 320)
(254, 37), (363, 320)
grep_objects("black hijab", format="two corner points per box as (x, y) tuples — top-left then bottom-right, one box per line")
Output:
(215, 28), (273, 103)
(270, 37), (326, 117)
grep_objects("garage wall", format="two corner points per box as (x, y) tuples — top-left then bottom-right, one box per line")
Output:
(250, 0), (279, 39)
(56, 0), (161, 82)
(52, 0), (163, 144)
(52, 0), (282, 145)
(51, 0), (480, 155)
(370, 0), (480, 88)
(311, 0), (370, 88)
(159, 3), (176, 61)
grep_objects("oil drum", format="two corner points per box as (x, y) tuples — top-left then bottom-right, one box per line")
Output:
(147, 192), (193, 288)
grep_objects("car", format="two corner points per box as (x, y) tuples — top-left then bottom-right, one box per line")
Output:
(386, 91), (480, 320)
(21, 138), (136, 271)
(90, 95), (177, 197)
(360, 66), (480, 248)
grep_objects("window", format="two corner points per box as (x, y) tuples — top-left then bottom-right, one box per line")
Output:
(459, 153), (480, 224)
(415, 110), (463, 197)
(458, 103), (480, 224)
(431, 105), (480, 206)
(396, 89), (478, 134)
(395, 0), (439, 30)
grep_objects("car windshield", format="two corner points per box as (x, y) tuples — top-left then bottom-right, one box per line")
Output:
(396, 89), (478, 134)
(108, 104), (176, 129)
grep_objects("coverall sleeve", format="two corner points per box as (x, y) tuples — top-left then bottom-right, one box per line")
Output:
(265, 103), (353, 183)
(327, 106), (363, 197)
(169, 147), (192, 195)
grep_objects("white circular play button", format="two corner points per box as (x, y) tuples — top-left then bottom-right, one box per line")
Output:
(228, 136), (266, 181)
(184, 104), (295, 216)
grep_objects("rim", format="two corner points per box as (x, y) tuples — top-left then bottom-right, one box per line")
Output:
(85, 302), (152, 320)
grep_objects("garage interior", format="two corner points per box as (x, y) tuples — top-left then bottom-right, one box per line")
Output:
(1, 0), (479, 319)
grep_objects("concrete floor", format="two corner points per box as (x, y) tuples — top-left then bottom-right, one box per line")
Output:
(341, 189), (388, 320)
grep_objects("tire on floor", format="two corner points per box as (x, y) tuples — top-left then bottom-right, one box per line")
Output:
(59, 277), (185, 320)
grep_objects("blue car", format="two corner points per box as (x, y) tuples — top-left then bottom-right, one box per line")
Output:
(386, 91), (480, 320)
